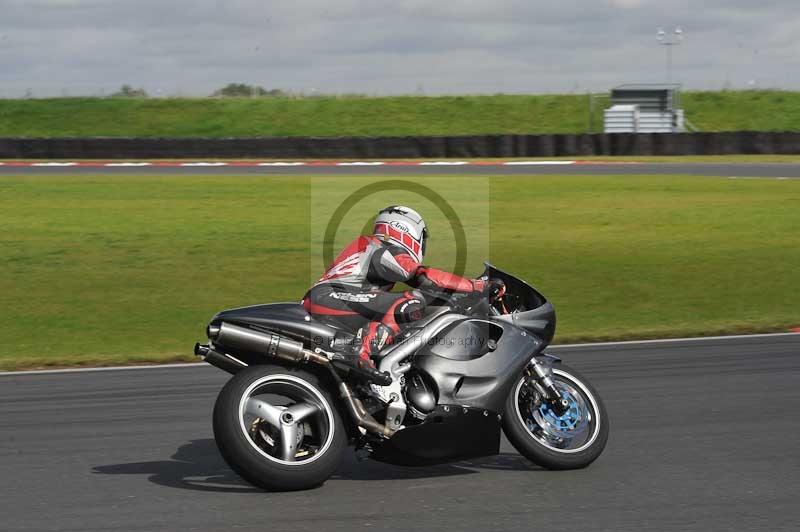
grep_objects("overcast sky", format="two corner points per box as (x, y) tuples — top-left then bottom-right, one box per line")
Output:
(1, 0), (798, 97)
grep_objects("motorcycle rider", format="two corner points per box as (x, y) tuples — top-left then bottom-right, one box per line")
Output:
(302, 205), (504, 376)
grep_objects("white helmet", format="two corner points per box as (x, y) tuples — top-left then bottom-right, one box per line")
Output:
(373, 205), (428, 262)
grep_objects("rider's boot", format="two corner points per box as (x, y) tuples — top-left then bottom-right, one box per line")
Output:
(330, 323), (393, 385)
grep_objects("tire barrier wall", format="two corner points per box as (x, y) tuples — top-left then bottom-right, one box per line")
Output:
(2, 131), (799, 159)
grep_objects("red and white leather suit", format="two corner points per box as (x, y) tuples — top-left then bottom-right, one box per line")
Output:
(302, 235), (486, 362)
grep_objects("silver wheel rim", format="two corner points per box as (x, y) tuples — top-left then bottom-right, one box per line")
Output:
(237, 374), (335, 466)
(513, 367), (602, 454)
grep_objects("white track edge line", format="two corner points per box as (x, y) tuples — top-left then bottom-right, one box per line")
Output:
(549, 331), (800, 349)
(1, 331), (797, 376)
(503, 161), (576, 166)
(0, 362), (202, 376)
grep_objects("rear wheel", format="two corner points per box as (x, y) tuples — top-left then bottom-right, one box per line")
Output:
(502, 362), (608, 469)
(213, 365), (347, 491)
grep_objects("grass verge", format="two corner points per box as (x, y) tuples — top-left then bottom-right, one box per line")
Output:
(1, 90), (800, 138)
(5, 155), (800, 163)
(0, 173), (798, 370)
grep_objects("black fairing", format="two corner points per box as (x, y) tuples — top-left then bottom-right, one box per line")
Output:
(482, 263), (556, 344)
(210, 303), (350, 350)
(413, 318), (544, 414)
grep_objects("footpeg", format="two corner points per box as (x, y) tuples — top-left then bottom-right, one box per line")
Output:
(363, 368), (393, 386)
(331, 359), (393, 386)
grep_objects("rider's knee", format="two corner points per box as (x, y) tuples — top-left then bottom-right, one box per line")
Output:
(396, 291), (426, 324)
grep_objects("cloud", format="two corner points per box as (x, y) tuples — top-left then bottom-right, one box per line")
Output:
(610, 0), (643, 8)
(0, 0), (796, 97)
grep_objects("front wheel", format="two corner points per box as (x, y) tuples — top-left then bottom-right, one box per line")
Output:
(502, 362), (609, 470)
(213, 365), (347, 491)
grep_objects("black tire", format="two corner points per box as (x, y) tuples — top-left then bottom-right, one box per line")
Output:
(502, 362), (609, 470)
(213, 364), (347, 491)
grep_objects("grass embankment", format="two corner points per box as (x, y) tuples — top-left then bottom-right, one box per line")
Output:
(1, 91), (799, 138)
(1, 174), (798, 370)
(7, 155), (800, 163)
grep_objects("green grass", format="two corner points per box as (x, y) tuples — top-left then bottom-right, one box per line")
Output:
(1, 173), (798, 370)
(8, 155), (800, 163)
(1, 91), (800, 138)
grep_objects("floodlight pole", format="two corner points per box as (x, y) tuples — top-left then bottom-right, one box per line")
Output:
(657, 27), (683, 83)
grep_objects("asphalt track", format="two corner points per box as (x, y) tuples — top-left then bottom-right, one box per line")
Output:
(2, 162), (800, 177)
(2, 334), (798, 532)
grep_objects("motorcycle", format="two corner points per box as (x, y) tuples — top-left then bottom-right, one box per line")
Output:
(195, 263), (608, 491)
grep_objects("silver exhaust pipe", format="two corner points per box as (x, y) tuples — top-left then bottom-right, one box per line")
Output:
(339, 382), (394, 438)
(194, 343), (247, 375)
(209, 322), (328, 365)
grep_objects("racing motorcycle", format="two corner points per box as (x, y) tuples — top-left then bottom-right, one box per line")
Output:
(194, 264), (608, 491)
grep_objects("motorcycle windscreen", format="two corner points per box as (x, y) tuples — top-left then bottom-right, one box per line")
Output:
(480, 263), (556, 343)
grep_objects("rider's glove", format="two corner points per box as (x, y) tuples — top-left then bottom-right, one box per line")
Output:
(471, 279), (486, 293)
(472, 278), (506, 301)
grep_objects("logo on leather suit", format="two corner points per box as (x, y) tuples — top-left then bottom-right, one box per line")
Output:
(329, 292), (377, 303)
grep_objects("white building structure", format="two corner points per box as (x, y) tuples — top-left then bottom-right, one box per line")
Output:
(604, 84), (685, 133)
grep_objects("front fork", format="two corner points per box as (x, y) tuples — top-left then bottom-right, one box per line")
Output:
(526, 355), (570, 416)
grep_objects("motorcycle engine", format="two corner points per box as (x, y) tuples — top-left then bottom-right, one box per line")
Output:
(404, 371), (438, 420)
